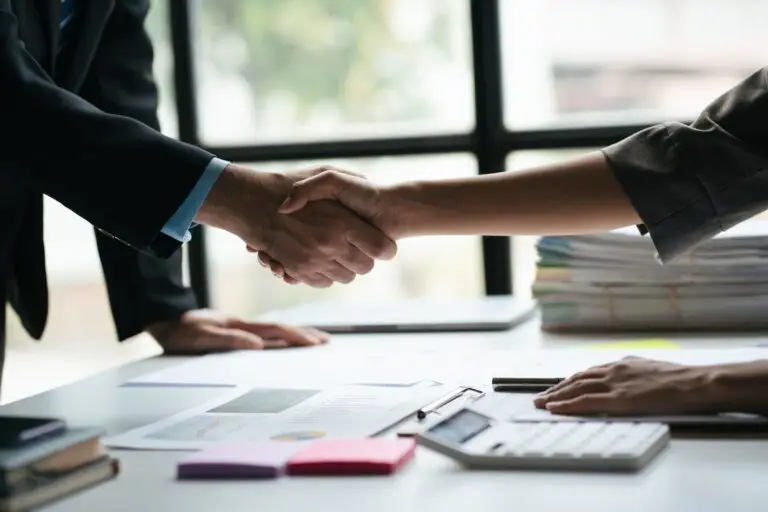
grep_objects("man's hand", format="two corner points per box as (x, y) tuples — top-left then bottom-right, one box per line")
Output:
(254, 169), (403, 281)
(196, 165), (397, 287)
(146, 309), (330, 354)
(533, 356), (717, 416)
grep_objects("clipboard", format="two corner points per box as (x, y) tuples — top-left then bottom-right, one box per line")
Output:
(394, 386), (486, 437)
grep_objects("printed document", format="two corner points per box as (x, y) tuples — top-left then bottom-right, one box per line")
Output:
(105, 381), (449, 450)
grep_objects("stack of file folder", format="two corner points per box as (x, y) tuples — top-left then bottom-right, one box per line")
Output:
(532, 221), (768, 332)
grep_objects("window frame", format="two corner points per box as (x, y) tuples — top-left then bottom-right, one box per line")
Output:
(167, 0), (666, 307)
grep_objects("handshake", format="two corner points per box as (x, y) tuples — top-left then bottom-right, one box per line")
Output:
(196, 164), (406, 288)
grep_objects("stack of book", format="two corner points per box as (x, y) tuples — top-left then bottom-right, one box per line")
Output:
(0, 424), (118, 511)
(532, 221), (768, 332)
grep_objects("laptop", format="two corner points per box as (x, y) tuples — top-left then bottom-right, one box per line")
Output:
(256, 296), (537, 333)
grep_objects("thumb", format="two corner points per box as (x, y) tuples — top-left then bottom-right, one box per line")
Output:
(279, 172), (345, 213)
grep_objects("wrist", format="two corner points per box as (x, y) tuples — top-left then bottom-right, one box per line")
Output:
(196, 164), (244, 232)
(197, 164), (289, 246)
(380, 181), (428, 239)
(705, 362), (768, 414)
(146, 318), (176, 343)
(694, 365), (730, 411)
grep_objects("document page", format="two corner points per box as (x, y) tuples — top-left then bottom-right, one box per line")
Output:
(106, 381), (450, 450)
(123, 347), (441, 388)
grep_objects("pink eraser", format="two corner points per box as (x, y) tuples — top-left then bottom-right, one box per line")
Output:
(177, 441), (308, 479)
(286, 438), (416, 475)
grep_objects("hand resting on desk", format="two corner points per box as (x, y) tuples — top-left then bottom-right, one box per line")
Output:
(533, 356), (768, 417)
(147, 309), (330, 354)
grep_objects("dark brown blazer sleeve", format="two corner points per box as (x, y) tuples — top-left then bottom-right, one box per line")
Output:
(603, 66), (768, 262)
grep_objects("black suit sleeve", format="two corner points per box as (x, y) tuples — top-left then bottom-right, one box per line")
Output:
(96, 236), (197, 340)
(0, 0), (213, 258)
(603, 66), (768, 262)
(80, 0), (199, 340)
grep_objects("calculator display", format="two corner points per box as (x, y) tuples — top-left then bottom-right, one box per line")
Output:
(428, 409), (492, 444)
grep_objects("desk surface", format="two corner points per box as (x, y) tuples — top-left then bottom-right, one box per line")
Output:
(2, 319), (767, 512)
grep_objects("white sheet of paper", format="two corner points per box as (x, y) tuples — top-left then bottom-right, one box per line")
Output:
(123, 346), (768, 389)
(106, 381), (450, 450)
(123, 347), (454, 388)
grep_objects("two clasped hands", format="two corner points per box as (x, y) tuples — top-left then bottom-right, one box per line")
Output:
(194, 151), (768, 418)
(196, 165), (397, 289)
(252, 166), (408, 286)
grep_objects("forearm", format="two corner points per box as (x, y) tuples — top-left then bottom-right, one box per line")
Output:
(386, 151), (640, 238)
(706, 360), (768, 416)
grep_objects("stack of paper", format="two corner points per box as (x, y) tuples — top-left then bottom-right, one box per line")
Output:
(532, 221), (768, 331)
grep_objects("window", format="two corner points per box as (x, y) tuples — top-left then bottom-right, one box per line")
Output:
(145, 0), (178, 137)
(206, 154), (484, 317)
(193, 0), (474, 145)
(500, 0), (768, 129)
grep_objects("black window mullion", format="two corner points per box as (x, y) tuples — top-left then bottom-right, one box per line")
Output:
(470, 0), (512, 296)
(169, 0), (211, 308)
(205, 134), (473, 163)
(501, 123), (666, 151)
(203, 121), (664, 164)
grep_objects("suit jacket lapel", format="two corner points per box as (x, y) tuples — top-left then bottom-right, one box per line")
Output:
(57, 0), (115, 92)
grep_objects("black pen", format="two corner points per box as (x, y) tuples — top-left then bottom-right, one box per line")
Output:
(491, 377), (563, 393)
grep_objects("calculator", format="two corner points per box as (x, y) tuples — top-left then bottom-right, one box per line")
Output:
(416, 406), (670, 472)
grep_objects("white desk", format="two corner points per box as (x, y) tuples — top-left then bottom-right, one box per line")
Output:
(2, 318), (767, 512)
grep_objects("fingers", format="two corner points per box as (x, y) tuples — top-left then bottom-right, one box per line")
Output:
(533, 378), (609, 410)
(191, 326), (265, 352)
(257, 251), (335, 286)
(228, 320), (330, 347)
(336, 252), (375, 276)
(265, 323), (330, 346)
(346, 224), (398, 261)
(261, 339), (290, 349)
(258, 251), (278, 272)
(258, 251), (272, 265)
(308, 165), (365, 180)
(301, 273), (334, 288)
(322, 262), (357, 284)
(279, 172), (349, 214)
(259, 249), (368, 285)
(306, 327), (331, 343)
(258, 252), (299, 283)
(537, 367), (607, 396)
(543, 394), (617, 415)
